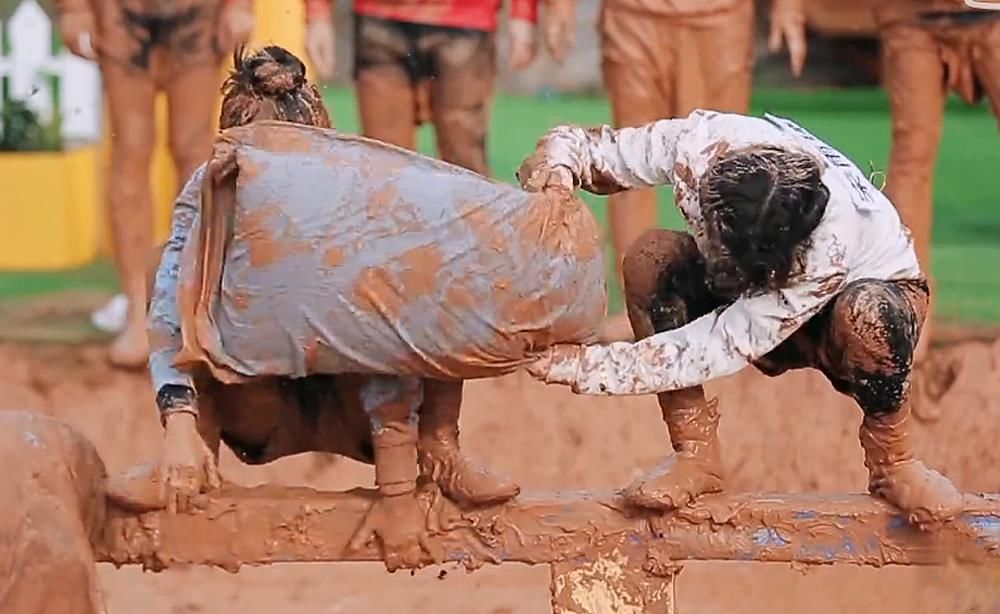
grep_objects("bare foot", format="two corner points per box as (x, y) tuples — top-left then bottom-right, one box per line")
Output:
(108, 322), (149, 369)
(348, 491), (444, 572)
(419, 444), (520, 506)
(869, 460), (964, 527)
(623, 454), (723, 510)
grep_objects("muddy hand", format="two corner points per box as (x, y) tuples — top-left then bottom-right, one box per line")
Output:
(768, 5), (806, 78)
(161, 411), (221, 514)
(526, 345), (583, 386)
(57, 9), (98, 60)
(348, 492), (444, 572)
(544, 0), (576, 63)
(516, 157), (574, 193)
(305, 18), (336, 82)
(215, 2), (255, 55)
(507, 18), (537, 71)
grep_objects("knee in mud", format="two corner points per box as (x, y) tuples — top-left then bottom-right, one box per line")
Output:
(829, 281), (919, 415)
(622, 230), (705, 332)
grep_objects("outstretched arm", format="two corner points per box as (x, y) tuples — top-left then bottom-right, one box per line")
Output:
(148, 166), (206, 416)
(529, 226), (851, 395)
(517, 118), (690, 194)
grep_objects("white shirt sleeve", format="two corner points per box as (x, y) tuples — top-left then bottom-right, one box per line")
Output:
(530, 118), (691, 193)
(147, 165), (206, 397)
(542, 218), (853, 395)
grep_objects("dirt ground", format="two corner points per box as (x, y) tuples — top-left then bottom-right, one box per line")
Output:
(3, 336), (1000, 614)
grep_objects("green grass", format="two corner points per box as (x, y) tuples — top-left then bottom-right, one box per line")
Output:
(2, 86), (998, 324)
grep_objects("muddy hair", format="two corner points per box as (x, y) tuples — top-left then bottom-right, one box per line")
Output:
(699, 146), (829, 298)
(219, 45), (331, 130)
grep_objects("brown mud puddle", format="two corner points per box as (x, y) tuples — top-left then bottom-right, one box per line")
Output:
(2, 337), (999, 613)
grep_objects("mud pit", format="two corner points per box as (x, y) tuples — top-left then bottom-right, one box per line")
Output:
(3, 337), (1000, 613)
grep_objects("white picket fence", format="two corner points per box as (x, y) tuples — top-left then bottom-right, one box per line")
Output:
(0, 0), (102, 143)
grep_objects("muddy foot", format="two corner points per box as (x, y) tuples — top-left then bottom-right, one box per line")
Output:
(623, 454), (723, 511)
(870, 460), (964, 527)
(108, 324), (149, 369)
(419, 445), (520, 506)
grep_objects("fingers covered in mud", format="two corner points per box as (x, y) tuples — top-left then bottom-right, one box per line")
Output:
(161, 412), (222, 514)
(348, 490), (445, 572)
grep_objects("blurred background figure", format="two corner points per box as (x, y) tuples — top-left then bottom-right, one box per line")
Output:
(597, 0), (808, 341)
(874, 0), (1000, 365)
(56, 0), (255, 368)
(57, 0), (334, 368)
(302, 0), (576, 176)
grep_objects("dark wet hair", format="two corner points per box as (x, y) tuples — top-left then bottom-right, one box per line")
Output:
(700, 146), (829, 298)
(219, 45), (331, 130)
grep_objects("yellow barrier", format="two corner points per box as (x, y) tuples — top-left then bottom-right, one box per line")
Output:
(0, 146), (100, 270)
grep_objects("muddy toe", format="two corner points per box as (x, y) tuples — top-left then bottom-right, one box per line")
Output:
(875, 461), (964, 526)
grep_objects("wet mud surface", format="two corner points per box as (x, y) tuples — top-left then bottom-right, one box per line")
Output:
(3, 339), (1000, 613)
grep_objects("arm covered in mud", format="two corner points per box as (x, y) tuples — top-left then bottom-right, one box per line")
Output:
(517, 118), (691, 194)
(147, 166), (206, 414)
(530, 224), (852, 395)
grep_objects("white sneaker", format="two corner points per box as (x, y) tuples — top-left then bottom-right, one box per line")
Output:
(91, 294), (129, 333)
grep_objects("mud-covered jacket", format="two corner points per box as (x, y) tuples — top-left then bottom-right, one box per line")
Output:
(526, 110), (922, 395)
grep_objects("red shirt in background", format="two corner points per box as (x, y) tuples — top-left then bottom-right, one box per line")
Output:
(306, 0), (539, 32)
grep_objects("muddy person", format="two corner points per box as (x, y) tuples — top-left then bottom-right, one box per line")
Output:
(138, 45), (605, 569)
(597, 0), (809, 342)
(56, 0), (334, 369)
(875, 0), (1000, 366)
(55, 0), (260, 368)
(518, 109), (965, 525)
(301, 0), (575, 176)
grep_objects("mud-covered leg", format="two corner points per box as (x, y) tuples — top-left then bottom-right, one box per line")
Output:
(165, 62), (223, 183)
(881, 23), (945, 365)
(822, 280), (963, 526)
(102, 61), (157, 368)
(354, 16), (418, 150)
(349, 375), (443, 571)
(600, 11), (664, 296)
(619, 230), (724, 510)
(427, 28), (495, 176)
(418, 379), (519, 506)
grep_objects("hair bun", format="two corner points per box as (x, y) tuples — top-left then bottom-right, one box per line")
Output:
(251, 45), (307, 95)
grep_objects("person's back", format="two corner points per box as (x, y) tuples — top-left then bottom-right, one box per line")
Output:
(176, 121), (607, 383)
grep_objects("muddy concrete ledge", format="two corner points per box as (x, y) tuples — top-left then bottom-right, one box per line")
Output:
(97, 486), (1000, 572)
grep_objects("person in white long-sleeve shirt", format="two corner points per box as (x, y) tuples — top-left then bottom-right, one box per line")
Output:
(516, 109), (963, 526)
